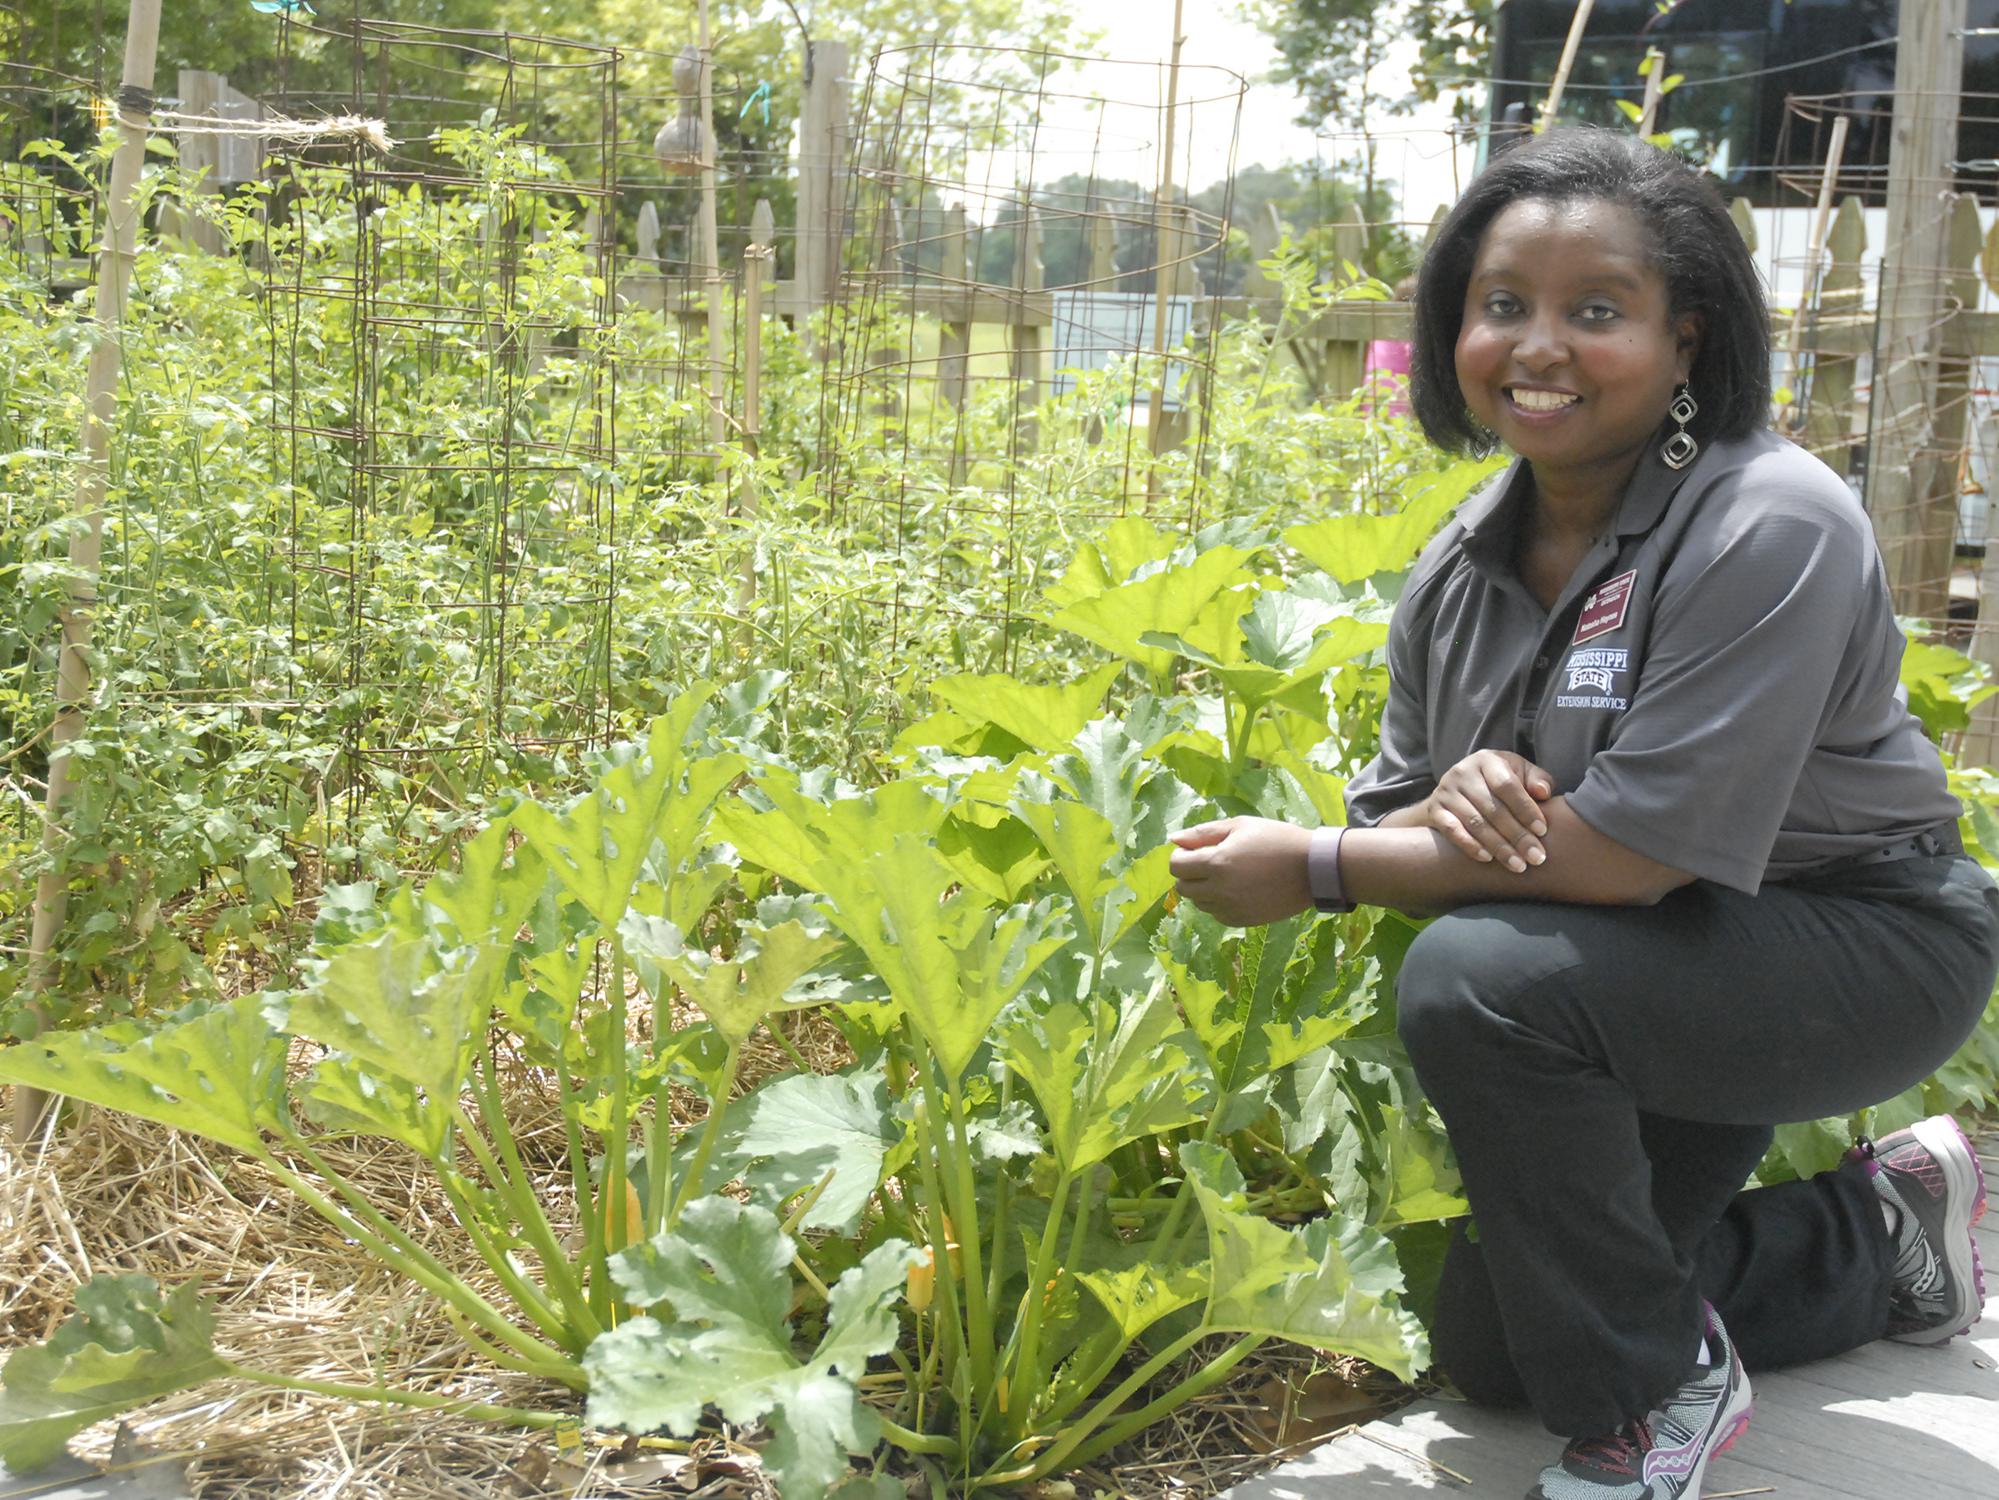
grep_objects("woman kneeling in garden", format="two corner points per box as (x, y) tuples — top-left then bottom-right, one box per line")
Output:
(1168, 127), (1996, 1500)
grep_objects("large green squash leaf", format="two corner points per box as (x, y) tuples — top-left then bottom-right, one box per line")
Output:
(936, 807), (1050, 905)
(0, 996), (286, 1155)
(1181, 1143), (1428, 1379)
(286, 935), (506, 1111)
(728, 801), (1068, 1080)
(1041, 515), (1182, 609)
(586, 1199), (918, 1498)
(1143, 587), (1389, 715)
(1046, 716), (1204, 859)
(298, 1059), (441, 1153)
(729, 1069), (897, 1232)
(0, 1277), (228, 1473)
(1160, 908), (1376, 1135)
(1009, 791), (1167, 955)
(421, 820), (547, 946)
(1004, 992), (1209, 1173)
(1282, 457), (1499, 583)
(1072, 1260), (1209, 1342)
(620, 903), (841, 1048)
(718, 777), (950, 897)
(1371, 1105), (1468, 1227)
(511, 694), (736, 928)
(929, 663), (1123, 752)
(1049, 547), (1258, 681)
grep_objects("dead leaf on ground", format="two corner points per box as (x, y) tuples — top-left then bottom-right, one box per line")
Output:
(1247, 1369), (1388, 1453)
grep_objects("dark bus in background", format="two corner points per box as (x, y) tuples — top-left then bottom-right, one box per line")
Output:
(1486, 0), (1999, 206)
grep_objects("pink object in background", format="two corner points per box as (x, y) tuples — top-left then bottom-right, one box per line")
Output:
(1361, 337), (1412, 417)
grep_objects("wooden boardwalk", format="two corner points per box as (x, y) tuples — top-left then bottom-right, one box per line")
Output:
(1223, 1137), (1999, 1499)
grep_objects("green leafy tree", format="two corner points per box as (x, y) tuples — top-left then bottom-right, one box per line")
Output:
(1243, 1), (1495, 129)
(1237, 4), (1490, 282)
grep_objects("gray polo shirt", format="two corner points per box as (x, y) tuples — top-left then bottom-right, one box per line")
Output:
(1344, 429), (1960, 893)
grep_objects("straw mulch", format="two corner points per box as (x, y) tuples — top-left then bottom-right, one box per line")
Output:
(0, 1057), (1420, 1500)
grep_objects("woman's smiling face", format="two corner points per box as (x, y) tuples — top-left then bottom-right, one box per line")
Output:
(1455, 196), (1700, 486)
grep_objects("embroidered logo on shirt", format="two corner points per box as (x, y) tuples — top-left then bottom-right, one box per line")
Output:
(1557, 647), (1629, 710)
(1573, 569), (1637, 644)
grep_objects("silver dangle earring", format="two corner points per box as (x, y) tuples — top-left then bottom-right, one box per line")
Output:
(1661, 383), (1699, 470)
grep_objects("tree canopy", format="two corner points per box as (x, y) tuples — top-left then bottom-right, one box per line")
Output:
(1245, 0), (1494, 131)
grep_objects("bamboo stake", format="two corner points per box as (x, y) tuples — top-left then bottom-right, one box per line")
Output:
(738, 205), (773, 623)
(15, 0), (164, 1144)
(1635, 47), (1665, 136)
(1144, 0), (1187, 497)
(1539, 0), (1598, 131)
(1781, 112), (1850, 433)
(697, 0), (727, 446)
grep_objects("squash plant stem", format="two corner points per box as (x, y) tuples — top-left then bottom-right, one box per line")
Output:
(605, 943), (632, 1250)
(468, 1058), (600, 1337)
(666, 1037), (742, 1225)
(261, 1144), (582, 1385)
(940, 1072), (996, 1400)
(909, 1086), (973, 1433)
(217, 1360), (575, 1428)
(452, 1098), (599, 1345)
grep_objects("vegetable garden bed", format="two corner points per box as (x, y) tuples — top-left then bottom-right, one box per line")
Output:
(6, 128), (1999, 1500)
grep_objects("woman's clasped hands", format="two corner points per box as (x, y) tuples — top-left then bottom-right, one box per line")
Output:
(1167, 749), (1558, 924)
(1417, 748), (1555, 873)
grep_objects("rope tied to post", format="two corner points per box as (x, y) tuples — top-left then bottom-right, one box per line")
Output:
(140, 106), (397, 154)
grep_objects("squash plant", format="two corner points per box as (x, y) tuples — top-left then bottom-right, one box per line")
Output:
(0, 570), (1446, 1494)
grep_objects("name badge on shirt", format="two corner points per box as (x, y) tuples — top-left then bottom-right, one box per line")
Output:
(1573, 569), (1637, 644)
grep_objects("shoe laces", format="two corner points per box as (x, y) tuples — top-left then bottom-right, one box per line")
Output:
(1569, 1418), (1653, 1475)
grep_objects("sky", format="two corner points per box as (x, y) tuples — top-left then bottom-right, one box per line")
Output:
(957, 3), (1479, 233)
(955, 5), (1842, 308)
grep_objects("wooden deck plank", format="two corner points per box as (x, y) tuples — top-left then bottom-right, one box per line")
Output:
(1220, 1136), (1999, 1499)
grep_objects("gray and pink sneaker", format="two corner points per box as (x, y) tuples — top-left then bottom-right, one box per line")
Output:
(1856, 1114), (1989, 1345)
(1526, 1302), (1752, 1500)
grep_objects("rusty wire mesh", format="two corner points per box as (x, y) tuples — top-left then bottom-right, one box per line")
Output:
(809, 42), (1250, 672)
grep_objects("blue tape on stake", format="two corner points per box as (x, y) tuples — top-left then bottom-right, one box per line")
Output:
(250, 0), (316, 14)
(740, 80), (771, 126)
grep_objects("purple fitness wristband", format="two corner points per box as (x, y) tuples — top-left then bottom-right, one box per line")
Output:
(1307, 825), (1354, 914)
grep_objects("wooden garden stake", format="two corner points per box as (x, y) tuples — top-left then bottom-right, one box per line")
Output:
(738, 202), (774, 620)
(697, 0), (726, 447)
(16, 0), (164, 1144)
(1144, 0), (1187, 499)
(1539, 0), (1597, 131)
(1635, 47), (1665, 136)
(1780, 112), (1850, 433)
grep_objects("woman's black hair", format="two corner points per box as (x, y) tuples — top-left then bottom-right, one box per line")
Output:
(1409, 128), (1770, 454)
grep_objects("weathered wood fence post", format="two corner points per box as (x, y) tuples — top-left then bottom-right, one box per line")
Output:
(1800, 197), (1867, 476)
(1320, 200), (1369, 401)
(794, 39), (850, 342)
(1087, 204), (1119, 289)
(867, 195), (906, 428)
(171, 68), (265, 253)
(937, 203), (971, 413)
(1009, 202), (1043, 450)
(1779, 113), (1850, 435)
(1867, 0), (1966, 625)
(1242, 200), (1283, 304)
(695, 3), (727, 446)
(1143, 0), (1188, 497)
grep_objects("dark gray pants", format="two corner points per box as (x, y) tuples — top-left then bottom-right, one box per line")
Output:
(1395, 853), (1999, 1437)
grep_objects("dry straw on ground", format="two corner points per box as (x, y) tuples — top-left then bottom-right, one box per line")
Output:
(0, 1036), (1414, 1499)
